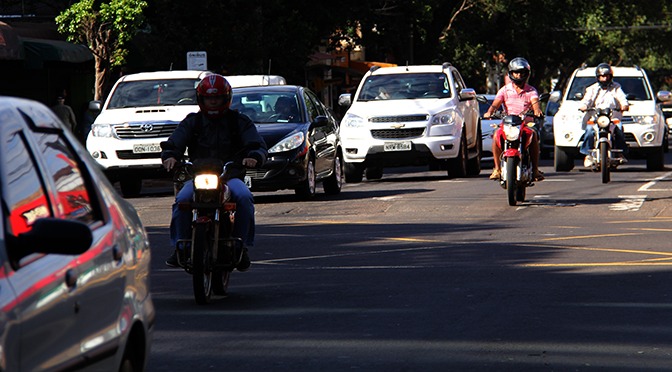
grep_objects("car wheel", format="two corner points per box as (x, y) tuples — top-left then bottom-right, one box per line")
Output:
(365, 167), (383, 180)
(323, 153), (343, 195)
(466, 123), (482, 176)
(646, 145), (665, 171)
(554, 146), (574, 172)
(344, 162), (364, 183)
(295, 156), (316, 199)
(447, 130), (467, 178)
(120, 178), (142, 198)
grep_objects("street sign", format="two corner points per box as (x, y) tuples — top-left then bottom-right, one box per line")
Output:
(187, 51), (207, 70)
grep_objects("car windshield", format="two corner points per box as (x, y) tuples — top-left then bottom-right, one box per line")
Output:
(232, 92), (302, 123)
(566, 76), (651, 101)
(356, 73), (452, 101)
(107, 79), (200, 108)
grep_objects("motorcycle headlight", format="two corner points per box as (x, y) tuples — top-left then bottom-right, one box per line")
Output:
(193, 174), (219, 190)
(503, 124), (520, 141)
(91, 123), (114, 138)
(341, 113), (366, 129)
(269, 132), (305, 153)
(596, 115), (611, 128)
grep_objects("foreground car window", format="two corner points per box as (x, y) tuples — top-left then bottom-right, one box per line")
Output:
(35, 133), (95, 224)
(2, 131), (51, 235)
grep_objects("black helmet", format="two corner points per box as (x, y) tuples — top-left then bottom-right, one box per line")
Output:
(595, 63), (613, 88)
(507, 57), (531, 86)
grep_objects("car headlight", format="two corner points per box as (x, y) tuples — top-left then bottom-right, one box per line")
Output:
(428, 109), (458, 136)
(269, 132), (305, 153)
(431, 109), (457, 126)
(341, 113), (366, 129)
(631, 115), (655, 125)
(91, 123), (114, 138)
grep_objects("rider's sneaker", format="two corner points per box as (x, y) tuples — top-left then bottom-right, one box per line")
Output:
(618, 154), (628, 164)
(583, 155), (595, 168)
(489, 168), (501, 180)
(165, 249), (180, 268)
(237, 247), (251, 272)
(534, 170), (545, 181)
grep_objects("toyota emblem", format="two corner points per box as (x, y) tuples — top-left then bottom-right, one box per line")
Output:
(140, 123), (154, 132)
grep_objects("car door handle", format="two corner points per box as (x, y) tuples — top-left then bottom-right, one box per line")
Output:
(65, 269), (78, 288)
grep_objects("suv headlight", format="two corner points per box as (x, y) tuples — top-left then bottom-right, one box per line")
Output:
(91, 123), (114, 138)
(269, 132), (305, 153)
(429, 108), (457, 136)
(341, 113), (366, 129)
(630, 115), (656, 125)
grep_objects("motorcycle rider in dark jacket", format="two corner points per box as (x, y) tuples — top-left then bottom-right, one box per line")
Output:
(161, 74), (267, 270)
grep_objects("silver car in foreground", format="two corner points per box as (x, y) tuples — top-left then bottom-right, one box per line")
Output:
(0, 96), (154, 371)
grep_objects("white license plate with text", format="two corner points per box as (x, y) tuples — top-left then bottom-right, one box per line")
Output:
(132, 143), (162, 154)
(383, 141), (412, 151)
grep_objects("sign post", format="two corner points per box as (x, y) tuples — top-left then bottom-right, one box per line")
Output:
(187, 51), (207, 70)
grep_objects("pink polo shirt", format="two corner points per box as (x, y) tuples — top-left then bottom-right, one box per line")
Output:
(494, 82), (539, 116)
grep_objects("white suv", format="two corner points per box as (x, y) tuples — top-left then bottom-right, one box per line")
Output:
(87, 70), (212, 197)
(337, 63), (482, 182)
(551, 65), (670, 171)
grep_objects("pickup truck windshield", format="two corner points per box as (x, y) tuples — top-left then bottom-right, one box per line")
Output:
(566, 77), (651, 101)
(107, 79), (200, 108)
(356, 73), (452, 101)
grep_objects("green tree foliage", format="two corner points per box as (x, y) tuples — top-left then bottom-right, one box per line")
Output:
(55, 0), (148, 100)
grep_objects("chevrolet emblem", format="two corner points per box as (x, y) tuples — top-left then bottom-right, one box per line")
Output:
(391, 123), (405, 129)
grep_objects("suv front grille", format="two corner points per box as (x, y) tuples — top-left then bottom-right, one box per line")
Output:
(116, 150), (161, 160)
(115, 123), (179, 139)
(371, 128), (425, 139)
(369, 115), (428, 123)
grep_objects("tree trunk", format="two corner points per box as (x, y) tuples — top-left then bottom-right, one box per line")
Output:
(94, 56), (110, 101)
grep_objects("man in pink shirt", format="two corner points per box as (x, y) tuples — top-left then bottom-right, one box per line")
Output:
(483, 57), (544, 181)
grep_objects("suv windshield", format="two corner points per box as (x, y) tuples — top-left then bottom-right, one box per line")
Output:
(566, 76), (651, 101)
(108, 79), (200, 108)
(356, 73), (452, 101)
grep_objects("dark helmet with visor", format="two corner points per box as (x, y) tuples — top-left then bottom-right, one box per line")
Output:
(595, 63), (613, 88)
(507, 57), (531, 86)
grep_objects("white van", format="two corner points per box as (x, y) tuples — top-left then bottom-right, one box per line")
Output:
(86, 70), (212, 197)
(551, 65), (670, 171)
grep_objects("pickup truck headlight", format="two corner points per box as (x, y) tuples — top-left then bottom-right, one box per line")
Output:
(630, 115), (656, 125)
(341, 113), (366, 129)
(91, 123), (114, 138)
(269, 132), (305, 153)
(429, 108), (458, 136)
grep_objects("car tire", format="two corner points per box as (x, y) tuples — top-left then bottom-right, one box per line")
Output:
(323, 153), (343, 195)
(447, 130), (467, 178)
(554, 146), (574, 172)
(344, 162), (364, 183)
(120, 178), (142, 198)
(466, 123), (482, 176)
(646, 145), (665, 171)
(365, 167), (383, 180)
(295, 156), (316, 199)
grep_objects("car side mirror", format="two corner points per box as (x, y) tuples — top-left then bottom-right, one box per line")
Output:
(88, 100), (102, 112)
(549, 90), (562, 103)
(656, 90), (671, 102)
(338, 94), (352, 107)
(310, 115), (329, 129)
(458, 88), (476, 101)
(8, 218), (93, 262)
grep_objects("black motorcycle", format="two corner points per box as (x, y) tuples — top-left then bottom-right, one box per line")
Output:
(583, 108), (623, 184)
(173, 159), (246, 304)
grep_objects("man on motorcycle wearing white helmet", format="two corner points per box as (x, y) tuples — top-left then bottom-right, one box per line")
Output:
(578, 63), (629, 167)
(483, 57), (544, 181)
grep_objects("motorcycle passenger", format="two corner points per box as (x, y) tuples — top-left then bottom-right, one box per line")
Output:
(483, 57), (544, 181)
(578, 63), (629, 167)
(161, 74), (268, 270)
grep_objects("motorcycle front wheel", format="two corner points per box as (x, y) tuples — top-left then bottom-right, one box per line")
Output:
(192, 224), (214, 305)
(600, 141), (610, 184)
(505, 157), (520, 206)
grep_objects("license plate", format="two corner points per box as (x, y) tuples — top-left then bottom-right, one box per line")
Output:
(132, 143), (162, 154)
(383, 141), (412, 151)
(244, 176), (252, 189)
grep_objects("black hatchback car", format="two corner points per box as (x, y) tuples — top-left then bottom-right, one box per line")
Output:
(231, 85), (343, 199)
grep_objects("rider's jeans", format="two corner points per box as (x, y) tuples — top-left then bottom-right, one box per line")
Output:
(170, 178), (256, 249)
(580, 124), (628, 156)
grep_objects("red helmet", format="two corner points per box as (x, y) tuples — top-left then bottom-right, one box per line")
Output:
(196, 74), (232, 118)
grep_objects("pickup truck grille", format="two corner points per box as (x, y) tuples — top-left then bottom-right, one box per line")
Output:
(369, 115), (428, 123)
(115, 123), (179, 139)
(371, 128), (425, 139)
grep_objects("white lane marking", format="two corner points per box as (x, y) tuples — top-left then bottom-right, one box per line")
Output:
(638, 171), (672, 191)
(610, 195), (647, 211)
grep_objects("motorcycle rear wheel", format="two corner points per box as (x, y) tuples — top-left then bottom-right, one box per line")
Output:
(600, 141), (610, 184)
(506, 157), (519, 206)
(192, 224), (214, 305)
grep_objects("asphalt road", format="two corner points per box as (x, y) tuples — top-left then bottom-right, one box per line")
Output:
(131, 154), (672, 371)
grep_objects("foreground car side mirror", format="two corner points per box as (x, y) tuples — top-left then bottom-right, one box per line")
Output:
(458, 88), (476, 101)
(656, 90), (672, 102)
(338, 94), (352, 107)
(88, 100), (102, 112)
(310, 115), (329, 129)
(8, 218), (93, 261)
